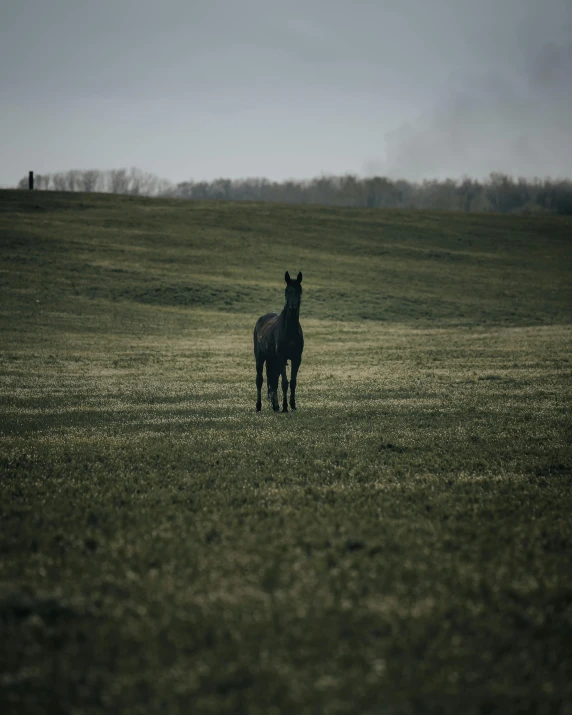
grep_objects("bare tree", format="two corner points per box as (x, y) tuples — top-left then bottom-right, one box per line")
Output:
(109, 168), (129, 194)
(52, 172), (68, 191)
(66, 170), (82, 192)
(80, 170), (100, 192)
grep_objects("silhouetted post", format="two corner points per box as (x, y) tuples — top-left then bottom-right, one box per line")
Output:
(28, 171), (34, 190)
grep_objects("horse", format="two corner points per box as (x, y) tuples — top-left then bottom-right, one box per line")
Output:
(253, 271), (304, 412)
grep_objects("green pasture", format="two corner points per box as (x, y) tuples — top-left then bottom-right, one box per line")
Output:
(1, 190), (571, 714)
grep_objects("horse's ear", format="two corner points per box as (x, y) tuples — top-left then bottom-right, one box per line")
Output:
(297, 272), (302, 283)
(285, 271), (291, 283)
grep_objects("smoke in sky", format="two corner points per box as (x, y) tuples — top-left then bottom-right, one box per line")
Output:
(379, 44), (572, 181)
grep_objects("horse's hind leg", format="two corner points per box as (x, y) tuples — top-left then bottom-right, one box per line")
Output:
(266, 359), (280, 412)
(255, 356), (264, 412)
(289, 356), (301, 410)
(281, 364), (289, 413)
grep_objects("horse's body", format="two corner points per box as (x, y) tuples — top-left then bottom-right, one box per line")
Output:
(254, 272), (304, 412)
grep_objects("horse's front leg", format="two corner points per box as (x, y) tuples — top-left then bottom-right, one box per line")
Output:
(289, 356), (301, 411)
(281, 364), (289, 413)
(266, 359), (280, 412)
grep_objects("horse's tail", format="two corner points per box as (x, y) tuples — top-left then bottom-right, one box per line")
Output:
(253, 322), (259, 357)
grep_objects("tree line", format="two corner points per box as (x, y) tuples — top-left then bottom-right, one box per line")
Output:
(18, 168), (572, 214)
(18, 168), (173, 197)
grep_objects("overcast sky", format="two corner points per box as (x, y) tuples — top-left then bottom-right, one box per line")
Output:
(1, 0), (571, 187)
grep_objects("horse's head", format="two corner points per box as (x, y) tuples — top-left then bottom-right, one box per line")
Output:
(284, 271), (303, 315)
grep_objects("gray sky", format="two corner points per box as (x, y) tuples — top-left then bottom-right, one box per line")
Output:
(1, 0), (571, 187)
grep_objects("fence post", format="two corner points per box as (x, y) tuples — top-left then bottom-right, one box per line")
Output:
(29, 171), (34, 190)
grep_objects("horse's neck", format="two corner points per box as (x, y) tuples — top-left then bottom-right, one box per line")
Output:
(280, 308), (300, 336)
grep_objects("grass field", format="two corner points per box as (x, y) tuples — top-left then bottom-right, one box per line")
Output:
(1, 190), (571, 714)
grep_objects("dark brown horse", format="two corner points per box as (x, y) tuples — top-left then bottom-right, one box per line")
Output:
(254, 271), (304, 412)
